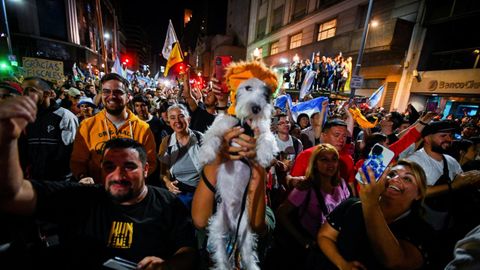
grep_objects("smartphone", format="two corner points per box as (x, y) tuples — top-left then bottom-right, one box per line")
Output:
(355, 143), (395, 184)
(214, 55), (233, 93)
(103, 257), (137, 270)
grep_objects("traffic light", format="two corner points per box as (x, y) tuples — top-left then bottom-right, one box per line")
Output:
(122, 55), (131, 67)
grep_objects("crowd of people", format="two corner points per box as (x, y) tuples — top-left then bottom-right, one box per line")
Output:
(284, 52), (353, 94)
(0, 65), (479, 270)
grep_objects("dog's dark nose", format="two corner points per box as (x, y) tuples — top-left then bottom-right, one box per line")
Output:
(252, 105), (261, 114)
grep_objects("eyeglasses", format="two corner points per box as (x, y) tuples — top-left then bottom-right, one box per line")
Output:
(278, 121), (290, 125)
(102, 89), (126, 96)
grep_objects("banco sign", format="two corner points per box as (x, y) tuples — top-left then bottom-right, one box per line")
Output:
(428, 79), (480, 91)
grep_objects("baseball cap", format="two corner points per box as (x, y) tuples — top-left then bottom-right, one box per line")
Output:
(67, 87), (81, 97)
(421, 120), (458, 137)
(323, 119), (347, 130)
(77, 97), (95, 108)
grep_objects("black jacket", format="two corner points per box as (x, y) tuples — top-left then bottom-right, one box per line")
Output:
(20, 103), (78, 181)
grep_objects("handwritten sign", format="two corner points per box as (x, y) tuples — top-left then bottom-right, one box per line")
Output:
(22, 57), (64, 82)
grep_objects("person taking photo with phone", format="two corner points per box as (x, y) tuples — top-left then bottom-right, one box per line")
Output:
(317, 160), (431, 270)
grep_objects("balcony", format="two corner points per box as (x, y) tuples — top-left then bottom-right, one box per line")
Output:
(263, 18), (413, 68)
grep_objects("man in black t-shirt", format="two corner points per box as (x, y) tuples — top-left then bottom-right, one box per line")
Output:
(0, 97), (195, 269)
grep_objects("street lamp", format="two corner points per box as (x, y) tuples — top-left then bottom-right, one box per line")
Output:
(350, 0), (375, 98)
(252, 47), (261, 60)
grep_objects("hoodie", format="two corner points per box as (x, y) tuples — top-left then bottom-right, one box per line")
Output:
(70, 109), (157, 183)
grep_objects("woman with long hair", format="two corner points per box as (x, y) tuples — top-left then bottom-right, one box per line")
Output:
(273, 144), (350, 269)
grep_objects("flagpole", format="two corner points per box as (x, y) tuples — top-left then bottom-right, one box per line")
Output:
(95, 0), (108, 74)
(350, 0), (374, 99)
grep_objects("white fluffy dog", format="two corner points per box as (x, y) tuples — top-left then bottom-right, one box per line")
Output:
(200, 77), (278, 270)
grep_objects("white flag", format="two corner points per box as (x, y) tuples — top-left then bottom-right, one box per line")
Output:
(162, 20), (179, 60)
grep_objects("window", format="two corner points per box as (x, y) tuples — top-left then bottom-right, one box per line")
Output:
(292, 0), (307, 20)
(256, 18), (267, 39)
(270, 41), (280, 55)
(271, 5), (284, 31)
(290, 33), (302, 49)
(317, 19), (337, 41)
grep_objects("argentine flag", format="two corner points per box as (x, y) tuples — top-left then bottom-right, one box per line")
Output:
(274, 94), (290, 111)
(368, 84), (385, 108)
(290, 96), (329, 121)
(299, 70), (316, 100)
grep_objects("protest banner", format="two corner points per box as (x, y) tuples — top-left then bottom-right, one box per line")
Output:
(22, 57), (64, 82)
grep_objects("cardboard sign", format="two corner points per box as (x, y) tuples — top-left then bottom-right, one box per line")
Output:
(22, 57), (64, 82)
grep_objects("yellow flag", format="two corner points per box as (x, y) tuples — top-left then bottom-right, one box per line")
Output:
(349, 107), (379, 129)
(164, 42), (184, 77)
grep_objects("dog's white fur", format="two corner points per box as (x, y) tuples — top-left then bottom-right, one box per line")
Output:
(200, 78), (278, 270)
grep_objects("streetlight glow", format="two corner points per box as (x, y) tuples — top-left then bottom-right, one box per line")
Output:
(104, 33), (110, 39)
(253, 48), (260, 58)
(293, 54), (300, 63)
(371, 20), (379, 27)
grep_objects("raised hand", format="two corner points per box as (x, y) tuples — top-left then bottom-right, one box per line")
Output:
(0, 96), (37, 143)
(358, 166), (390, 207)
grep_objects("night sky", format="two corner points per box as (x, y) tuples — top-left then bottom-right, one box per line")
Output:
(117, 0), (194, 55)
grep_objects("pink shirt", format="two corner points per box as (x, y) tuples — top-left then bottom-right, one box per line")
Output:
(288, 180), (350, 237)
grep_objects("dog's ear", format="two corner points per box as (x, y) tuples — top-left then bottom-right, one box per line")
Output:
(262, 85), (271, 103)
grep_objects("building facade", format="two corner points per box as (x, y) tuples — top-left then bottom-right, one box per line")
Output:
(2, 0), (119, 82)
(247, 0), (421, 109)
(396, 0), (480, 116)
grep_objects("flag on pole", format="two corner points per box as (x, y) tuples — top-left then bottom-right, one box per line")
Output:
(164, 42), (184, 77)
(299, 70), (316, 100)
(72, 63), (78, 80)
(368, 84), (385, 108)
(111, 54), (124, 77)
(290, 96), (329, 121)
(162, 20), (179, 60)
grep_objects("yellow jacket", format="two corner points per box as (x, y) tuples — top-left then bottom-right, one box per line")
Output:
(71, 109), (157, 183)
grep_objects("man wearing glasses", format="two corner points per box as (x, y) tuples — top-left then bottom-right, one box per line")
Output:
(20, 77), (79, 182)
(71, 73), (157, 184)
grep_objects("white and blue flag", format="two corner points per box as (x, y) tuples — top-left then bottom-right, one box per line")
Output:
(274, 94), (291, 111)
(111, 54), (124, 77)
(299, 70), (316, 100)
(368, 84), (385, 108)
(290, 96), (329, 121)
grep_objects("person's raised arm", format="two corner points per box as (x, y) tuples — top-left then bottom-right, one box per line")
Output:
(192, 126), (248, 229)
(181, 73), (198, 112)
(210, 78), (228, 113)
(0, 96), (38, 215)
(359, 167), (424, 269)
(342, 101), (354, 137)
(191, 126), (267, 234)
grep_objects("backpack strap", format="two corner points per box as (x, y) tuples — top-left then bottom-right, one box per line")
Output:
(292, 137), (300, 156)
(191, 130), (203, 146)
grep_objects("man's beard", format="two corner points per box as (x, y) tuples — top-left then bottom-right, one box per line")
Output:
(106, 106), (125, 116)
(107, 181), (134, 203)
(431, 141), (450, 154)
